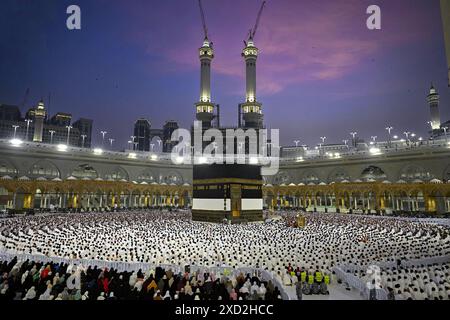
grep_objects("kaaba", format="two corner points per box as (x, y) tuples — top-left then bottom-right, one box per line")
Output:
(192, 164), (263, 223)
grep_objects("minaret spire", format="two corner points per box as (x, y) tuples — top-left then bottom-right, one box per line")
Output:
(240, 1), (266, 129)
(195, 0), (215, 129)
(427, 83), (441, 130)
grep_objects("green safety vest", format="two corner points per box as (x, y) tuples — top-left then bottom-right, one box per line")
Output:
(315, 272), (323, 283)
(301, 272), (307, 282)
(324, 275), (330, 285)
(308, 275), (314, 284)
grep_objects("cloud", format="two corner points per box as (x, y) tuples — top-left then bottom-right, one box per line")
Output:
(121, 0), (434, 96)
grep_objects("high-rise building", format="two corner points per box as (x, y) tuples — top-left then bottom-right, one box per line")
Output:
(0, 104), (21, 122)
(133, 118), (151, 151)
(50, 113), (72, 127)
(73, 118), (93, 148)
(0, 100), (92, 147)
(163, 120), (179, 153)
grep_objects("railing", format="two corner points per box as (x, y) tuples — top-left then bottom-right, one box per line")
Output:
(2, 138), (450, 166)
(0, 251), (290, 300)
(333, 254), (450, 300)
(332, 266), (388, 300)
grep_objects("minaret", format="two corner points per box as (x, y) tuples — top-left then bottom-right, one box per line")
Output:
(241, 36), (263, 129)
(240, 1), (266, 129)
(427, 83), (441, 130)
(33, 100), (46, 142)
(195, 37), (215, 129)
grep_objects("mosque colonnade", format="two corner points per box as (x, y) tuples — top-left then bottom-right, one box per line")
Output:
(264, 183), (450, 214)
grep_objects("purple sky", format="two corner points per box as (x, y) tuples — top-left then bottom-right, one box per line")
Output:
(0, 0), (449, 149)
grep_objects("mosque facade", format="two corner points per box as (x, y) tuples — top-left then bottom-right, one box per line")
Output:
(1, 136), (450, 215)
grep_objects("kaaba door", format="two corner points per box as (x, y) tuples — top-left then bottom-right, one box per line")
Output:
(230, 184), (241, 217)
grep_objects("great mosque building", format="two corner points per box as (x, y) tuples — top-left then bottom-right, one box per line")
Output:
(1, 1), (450, 217)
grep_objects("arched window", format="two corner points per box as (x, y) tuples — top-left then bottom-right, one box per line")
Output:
(328, 169), (350, 183)
(400, 165), (433, 182)
(161, 172), (183, 185)
(302, 171), (319, 184)
(0, 161), (17, 176)
(29, 161), (60, 179)
(72, 164), (98, 179)
(361, 166), (386, 181)
(104, 167), (129, 181)
(137, 170), (155, 183)
(273, 171), (290, 185)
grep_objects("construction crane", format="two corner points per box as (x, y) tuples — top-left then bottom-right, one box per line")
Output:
(198, 0), (210, 41)
(249, 1), (266, 41)
(19, 88), (30, 111)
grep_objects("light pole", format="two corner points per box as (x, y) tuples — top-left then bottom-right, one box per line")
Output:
(320, 137), (326, 155)
(66, 125), (73, 145)
(350, 132), (357, 147)
(403, 131), (410, 145)
(443, 126), (449, 143)
(127, 140), (133, 149)
(150, 143), (155, 152)
(157, 139), (162, 151)
(49, 130), (56, 144)
(101, 131), (108, 147)
(81, 134), (87, 148)
(25, 119), (32, 140)
(12, 125), (19, 139)
(130, 136), (136, 150)
(294, 140), (300, 147)
(371, 136), (377, 145)
(342, 139), (349, 149)
(109, 138), (115, 148)
(385, 126), (393, 147)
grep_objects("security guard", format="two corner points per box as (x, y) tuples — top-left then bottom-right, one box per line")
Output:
(308, 274), (314, 285)
(301, 271), (307, 283)
(324, 274), (330, 285)
(315, 271), (323, 283)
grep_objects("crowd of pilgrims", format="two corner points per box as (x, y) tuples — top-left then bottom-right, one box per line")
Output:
(0, 210), (449, 300)
(0, 256), (283, 300)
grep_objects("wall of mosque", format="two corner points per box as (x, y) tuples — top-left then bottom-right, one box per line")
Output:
(1, 140), (450, 213)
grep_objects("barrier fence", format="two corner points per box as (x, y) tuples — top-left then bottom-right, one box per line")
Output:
(333, 254), (450, 300)
(0, 251), (290, 300)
